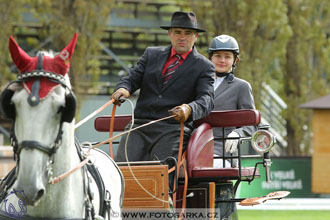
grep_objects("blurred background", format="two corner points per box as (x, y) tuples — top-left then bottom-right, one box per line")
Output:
(0, 0), (329, 216)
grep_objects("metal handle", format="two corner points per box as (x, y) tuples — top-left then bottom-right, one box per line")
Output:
(263, 152), (272, 183)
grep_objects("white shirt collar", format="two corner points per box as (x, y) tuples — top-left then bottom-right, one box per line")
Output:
(213, 76), (225, 91)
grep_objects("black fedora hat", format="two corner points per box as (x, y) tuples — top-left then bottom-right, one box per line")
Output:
(160, 11), (206, 33)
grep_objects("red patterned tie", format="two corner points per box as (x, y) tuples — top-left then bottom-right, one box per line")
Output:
(163, 54), (181, 86)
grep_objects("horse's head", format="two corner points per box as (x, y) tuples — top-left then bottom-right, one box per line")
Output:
(0, 34), (78, 205)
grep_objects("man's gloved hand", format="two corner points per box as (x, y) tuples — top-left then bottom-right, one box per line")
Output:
(111, 88), (130, 106)
(169, 104), (192, 123)
(225, 131), (240, 153)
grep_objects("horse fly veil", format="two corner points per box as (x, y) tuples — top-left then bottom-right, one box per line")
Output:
(0, 33), (78, 123)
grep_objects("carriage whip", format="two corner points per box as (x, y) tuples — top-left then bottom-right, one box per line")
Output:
(74, 99), (114, 129)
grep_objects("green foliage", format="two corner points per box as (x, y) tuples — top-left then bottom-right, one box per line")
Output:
(0, 0), (24, 87)
(186, 0), (330, 155)
(20, 0), (115, 115)
(1, 0), (329, 156)
(283, 0), (330, 155)
(185, 0), (292, 107)
(28, 0), (114, 95)
(0, 0), (114, 120)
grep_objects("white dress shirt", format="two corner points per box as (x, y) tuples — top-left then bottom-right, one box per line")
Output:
(213, 76), (225, 90)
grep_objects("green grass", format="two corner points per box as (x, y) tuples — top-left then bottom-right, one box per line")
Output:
(238, 210), (330, 220)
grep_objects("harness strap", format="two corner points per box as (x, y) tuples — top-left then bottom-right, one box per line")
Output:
(172, 122), (188, 211)
(50, 154), (90, 185)
(179, 153), (188, 219)
(86, 160), (106, 216)
(109, 104), (117, 158)
(0, 168), (16, 203)
(18, 141), (57, 156)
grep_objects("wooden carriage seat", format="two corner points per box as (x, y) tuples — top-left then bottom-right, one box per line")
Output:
(95, 115), (170, 209)
(187, 109), (261, 181)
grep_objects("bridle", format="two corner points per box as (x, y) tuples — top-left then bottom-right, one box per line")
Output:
(1, 74), (75, 167)
(10, 110), (64, 162)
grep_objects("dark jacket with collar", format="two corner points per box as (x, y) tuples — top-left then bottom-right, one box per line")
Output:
(213, 73), (257, 155)
(115, 45), (215, 124)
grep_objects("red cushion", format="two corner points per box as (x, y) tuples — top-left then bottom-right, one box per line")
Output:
(186, 123), (214, 177)
(193, 109), (261, 128)
(94, 115), (131, 132)
(191, 167), (259, 179)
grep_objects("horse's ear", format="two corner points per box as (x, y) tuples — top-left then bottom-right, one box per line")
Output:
(9, 36), (32, 73)
(55, 33), (78, 71)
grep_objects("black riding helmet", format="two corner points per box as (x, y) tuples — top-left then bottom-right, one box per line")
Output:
(209, 35), (239, 71)
(209, 34), (239, 55)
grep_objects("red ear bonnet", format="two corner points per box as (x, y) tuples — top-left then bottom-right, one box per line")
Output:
(49, 33), (78, 75)
(8, 33), (78, 99)
(9, 36), (34, 73)
(9, 33), (77, 75)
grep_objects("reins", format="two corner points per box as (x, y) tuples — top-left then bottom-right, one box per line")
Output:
(109, 105), (117, 158)
(110, 98), (188, 217)
(50, 99), (176, 184)
(91, 115), (176, 149)
(74, 99), (114, 129)
(50, 150), (90, 184)
(50, 99), (115, 184)
(118, 99), (174, 205)
(51, 98), (189, 216)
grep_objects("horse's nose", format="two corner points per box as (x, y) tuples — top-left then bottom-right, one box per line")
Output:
(35, 188), (45, 201)
(13, 183), (45, 205)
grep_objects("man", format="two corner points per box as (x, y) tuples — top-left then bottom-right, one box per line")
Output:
(112, 11), (215, 163)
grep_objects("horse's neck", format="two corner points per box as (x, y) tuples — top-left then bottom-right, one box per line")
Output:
(53, 122), (79, 172)
(28, 121), (86, 218)
(50, 121), (85, 211)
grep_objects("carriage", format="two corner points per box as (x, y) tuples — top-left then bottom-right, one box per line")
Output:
(0, 33), (288, 220)
(93, 107), (282, 220)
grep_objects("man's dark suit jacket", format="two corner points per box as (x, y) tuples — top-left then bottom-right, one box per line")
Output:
(115, 45), (215, 124)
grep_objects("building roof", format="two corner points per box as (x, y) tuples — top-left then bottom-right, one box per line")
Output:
(300, 94), (330, 109)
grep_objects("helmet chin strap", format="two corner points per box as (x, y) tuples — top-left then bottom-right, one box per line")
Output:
(215, 64), (235, 77)
(216, 71), (232, 77)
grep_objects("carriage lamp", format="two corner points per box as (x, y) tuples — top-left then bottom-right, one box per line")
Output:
(251, 130), (276, 183)
(251, 130), (276, 154)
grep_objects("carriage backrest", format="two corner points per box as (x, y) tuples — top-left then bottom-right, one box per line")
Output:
(193, 109), (261, 128)
(186, 109), (261, 177)
(94, 115), (132, 132)
(93, 109), (261, 178)
(94, 110), (261, 132)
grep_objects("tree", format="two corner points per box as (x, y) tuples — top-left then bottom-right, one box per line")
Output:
(185, 0), (330, 155)
(283, 0), (330, 155)
(29, 0), (115, 96)
(181, 0), (291, 102)
(0, 0), (24, 87)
